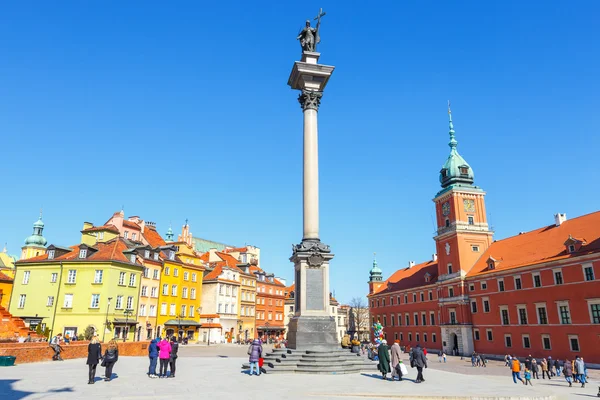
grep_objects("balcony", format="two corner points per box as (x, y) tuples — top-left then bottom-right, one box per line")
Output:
(437, 271), (463, 282)
(436, 221), (493, 237)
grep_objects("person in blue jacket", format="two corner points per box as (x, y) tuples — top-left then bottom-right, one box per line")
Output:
(148, 338), (159, 378)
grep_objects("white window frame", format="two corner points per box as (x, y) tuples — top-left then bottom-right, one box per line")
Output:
(480, 281), (487, 290)
(149, 304), (156, 317)
(46, 296), (54, 306)
(471, 245), (479, 252)
(568, 334), (580, 352)
(98, 231), (104, 240)
(469, 283), (475, 292)
(129, 273), (136, 287)
(582, 263), (595, 281)
(63, 294), (74, 308)
(497, 278), (505, 292)
(514, 275), (522, 290)
(115, 295), (123, 309)
(192, 273), (197, 282)
(473, 328), (480, 341)
(190, 288), (196, 300)
(182, 287), (188, 298)
(586, 298), (600, 324)
(169, 304), (176, 316)
(139, 304), (146, 316)
(499, 305), (510, 325)
(522, 334), (531, 349)
(51, 273), (58, 283)
(471, 299), (478, 313)
(67, 269), (77, 284)
(119, 272), (126, 286)
(482, 297), (490, 313)
(153, 269), (159, 279)
(541, 334), (552, 350)
(532, 272), (542, 288)
(94, 270), (103, 284)
(90, 294), (100, 308)
(160, 303), (167, 315)
(184, 271), (189, 281)
(171, 284), (177, 297)
(18, 294), (26, 308)
(504, 334), (512, 348)
(517, 304), (528, 325)
(429, 311), (435, 325)
(48, 250), (55, 259)
(79, 249), (87, 258)
(151, 287), (158, 298)
(486, 329), (493, 341)
(22, 271), (30, 284)
(141, 286), (148, 297)
(556, 300), (571, 324)
(553, 268), (564, 285)
(534, 302), (548, 324)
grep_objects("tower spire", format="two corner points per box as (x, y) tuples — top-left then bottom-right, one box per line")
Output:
(448, 100), (457, 151)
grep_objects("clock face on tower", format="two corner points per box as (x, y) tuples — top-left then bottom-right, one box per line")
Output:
(442, 202), (450, 216)
(463, 199), (475, 212)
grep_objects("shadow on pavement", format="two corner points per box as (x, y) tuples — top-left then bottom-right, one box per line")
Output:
(0, 379), (73, 400)
(360, 373), (416, 383)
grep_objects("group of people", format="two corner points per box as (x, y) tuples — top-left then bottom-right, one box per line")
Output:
(508, 354), (588, 388)
(86, 337), (119, 384)
(147, 336), (179, 378)
(470, 352), (487, 367)
(376, 340), (428, 383)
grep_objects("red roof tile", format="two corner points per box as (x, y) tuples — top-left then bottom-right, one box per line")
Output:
(371, 260), (439, 295)
(18, 238), (138, 265)
(223, 247), (248, 253)
(143, 227), (166, 248)
(0, 271), (13, 282)
(123, 220), (141, 230)
(467, 211), (600, 277)
(82, 224), (120, 234)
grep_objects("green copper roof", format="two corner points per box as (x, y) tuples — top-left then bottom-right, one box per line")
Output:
(439, 104), (475, 189)
(24, 214), (47, 247)
(165, 225), (174, 242)
(369, 254), (382, 282)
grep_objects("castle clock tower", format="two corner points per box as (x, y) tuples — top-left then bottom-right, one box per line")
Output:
(433, 104), (493, 356)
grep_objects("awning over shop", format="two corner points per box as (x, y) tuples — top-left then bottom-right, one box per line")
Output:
(200, 323), (222, 329)
(163, 319), (202, 327)
(113, 318), (139, 326)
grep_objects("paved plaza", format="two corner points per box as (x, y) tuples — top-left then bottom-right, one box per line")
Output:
(0, 345), (598, 400)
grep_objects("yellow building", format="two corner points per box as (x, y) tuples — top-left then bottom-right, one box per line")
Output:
(152, 223), (203, 340)
(238, 269), (256, 342)
(10, 238), (143, 341)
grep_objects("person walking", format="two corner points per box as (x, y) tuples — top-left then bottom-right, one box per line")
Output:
(102, 339), (119, 382)
(563, 359), (573, 387)
(511, 356), (524, 384)
(377, 340), (391, 380)
(442, 352), (447, 363)
(148, 337), (158, 378)
(524, 356), (532, 372)
(410, 344), (428, 383)
(50, 333), (63, 361)
(554, 358), (561, 377)
(157, 337), (172, 378)
(390, 340), (403, 381)
(86, 336), (102, 384)
(531, 358), (539, 379)
(541, 358), (551, 379)
(480, 354), (487, 368)
(168, 336), (179, 378)
(574, 356), (586, 388)
(548, 356), (555, 376)
(524, 368), (533, 386)
(248, 338), (263, 376)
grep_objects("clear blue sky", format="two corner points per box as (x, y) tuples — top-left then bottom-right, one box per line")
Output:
(1, 1), (599, 304)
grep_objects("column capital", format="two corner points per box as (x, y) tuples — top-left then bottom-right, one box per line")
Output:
(298, 90), (323, 111)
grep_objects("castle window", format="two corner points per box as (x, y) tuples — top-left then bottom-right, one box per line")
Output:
(568, 245), (575, 253)
(468, 216), (474, 225)
(445, 219), (450, 227)
(447, 264), (453, 274)
(471, 245), (479, 252)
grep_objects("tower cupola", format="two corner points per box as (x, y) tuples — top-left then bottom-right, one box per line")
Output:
(439, 103), (475, 189)
(165, 224), (174, 242)
(369, 254), (382, 282)
(24, 213), (47, 247)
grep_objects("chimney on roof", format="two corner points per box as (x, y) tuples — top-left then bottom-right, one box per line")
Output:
(408, 261), (415, 268)
(554, 213), (567, 226)
(432, 254), (437, 262)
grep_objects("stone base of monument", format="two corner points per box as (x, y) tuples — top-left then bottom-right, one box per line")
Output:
(286, 316), (339, 351)
(242, 348), (378, 375)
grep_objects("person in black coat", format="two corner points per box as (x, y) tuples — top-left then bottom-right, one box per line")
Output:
(410, 344), (428, 383)
(102, 339), (119, 381)
(86, 336), (102, 384)
(169, 336), (179, 378)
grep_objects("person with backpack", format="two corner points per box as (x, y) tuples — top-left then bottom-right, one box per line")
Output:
(248, 338), (263, 376)
(147, 338), (158, 378)
(169, 336), (179, 378)
(102, 339), (119, 381)
(156, 336), (172, 378)
(86, 336), (102, 384)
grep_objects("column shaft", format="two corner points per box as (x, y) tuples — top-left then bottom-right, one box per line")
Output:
(303, 108), (319, 240)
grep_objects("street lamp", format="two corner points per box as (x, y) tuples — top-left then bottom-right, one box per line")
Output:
(102, 297), (113, 342)
(177, 313), (186, 341)
(265, 321), (270, 344)
(123, 309), (133, 342)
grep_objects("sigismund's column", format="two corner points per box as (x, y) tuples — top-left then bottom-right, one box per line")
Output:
(287, 12), (338, 351)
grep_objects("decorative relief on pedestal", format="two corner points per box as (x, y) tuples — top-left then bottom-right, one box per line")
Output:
(292, 239), (331, 255)
(307, 252), (325, 267)
(298, 90), (323, 111)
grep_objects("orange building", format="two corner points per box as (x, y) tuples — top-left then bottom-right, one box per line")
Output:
(252, 266), (285, 341)
(368, 108), (600, 363)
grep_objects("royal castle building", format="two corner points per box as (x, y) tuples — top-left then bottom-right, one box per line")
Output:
(368, 108), (600, 364)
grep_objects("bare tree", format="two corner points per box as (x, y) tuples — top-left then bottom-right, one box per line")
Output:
(349, 297), (369, 341)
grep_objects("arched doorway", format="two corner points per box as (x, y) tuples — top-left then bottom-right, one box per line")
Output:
(449, 333), (459, 356)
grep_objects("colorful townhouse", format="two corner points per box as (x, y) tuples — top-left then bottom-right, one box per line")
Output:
(10, 237), (143, 341)
(368, 108), (600, 363)
(253, 266), (286, 340)
(155, 222), (204, 340)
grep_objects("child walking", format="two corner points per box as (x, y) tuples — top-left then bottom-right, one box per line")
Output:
(524, 368), (533, 386)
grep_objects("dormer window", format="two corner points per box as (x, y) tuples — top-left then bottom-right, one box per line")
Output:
(459, 166), (469, 175)
(564, 236), (584, 254)
(487, 257), (497, 270)
(79, 249), (87, 258)
(154, 252), (159, 260)
(144, 250), (150, 258)
(130, 254), (136, 263)
(424, 272), (431, 283)
(568, 245), (575, 253)
(169, 250), (175, 260)
(488, 262), (494, 270)
(48, 250), (55, 259)
(98, 232), (104, 240)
